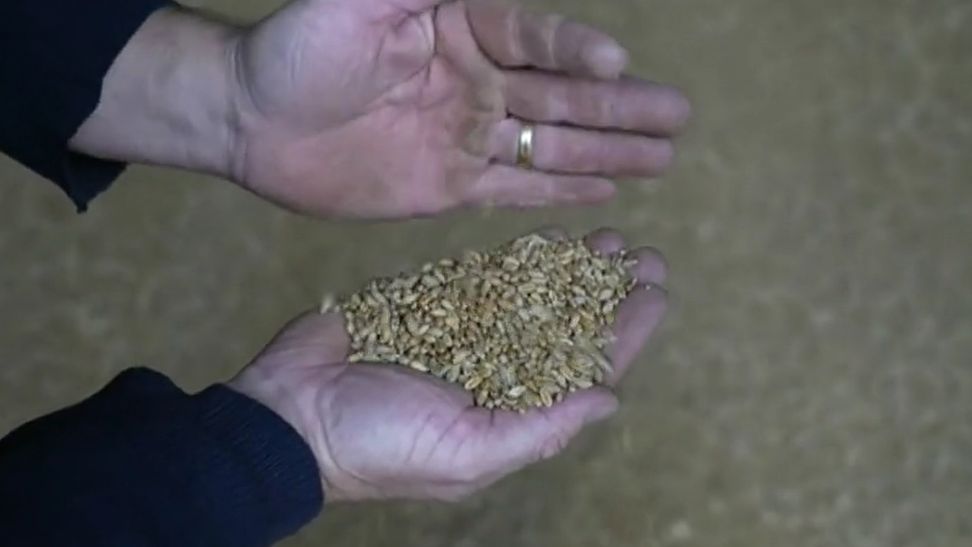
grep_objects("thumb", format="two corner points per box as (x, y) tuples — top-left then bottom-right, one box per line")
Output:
(252, 310), (351, 368)
(472, 387), (619, 475)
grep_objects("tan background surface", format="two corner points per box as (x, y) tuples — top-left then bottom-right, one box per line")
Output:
(1, 0), (970, 545)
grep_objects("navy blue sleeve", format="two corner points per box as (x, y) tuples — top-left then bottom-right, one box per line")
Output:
(0, 0), (172, 211)
(0, 368), (324, 547)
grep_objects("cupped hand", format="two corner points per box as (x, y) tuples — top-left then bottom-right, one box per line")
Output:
(229, 229), (669, 502)
(230, 0), (691, 219)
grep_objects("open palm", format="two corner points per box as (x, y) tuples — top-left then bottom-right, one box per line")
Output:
(231, 0), (691, 218)
(230, 229), (669, 501)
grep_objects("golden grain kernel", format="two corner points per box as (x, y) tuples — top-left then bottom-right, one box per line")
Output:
(337, 234), (634, 411)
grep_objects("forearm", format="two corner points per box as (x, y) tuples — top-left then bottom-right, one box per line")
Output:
(0, 369), (323, 546)
(69, 6), (242, 180)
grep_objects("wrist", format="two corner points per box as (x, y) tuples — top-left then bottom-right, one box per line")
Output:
(227, 366), (340, 501)
(69, 6), (244, 181)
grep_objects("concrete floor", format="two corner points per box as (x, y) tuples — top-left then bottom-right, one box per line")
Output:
(1, 0), (970, 546)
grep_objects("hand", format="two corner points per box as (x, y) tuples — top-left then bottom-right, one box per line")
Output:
(229, 0), (692, 218)
(71, 3), (689, 217)
(228, 229), (669, 502)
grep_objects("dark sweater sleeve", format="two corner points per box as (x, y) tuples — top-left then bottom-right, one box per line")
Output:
(0, 368), (324, 547)
(0, 0), (172, 211)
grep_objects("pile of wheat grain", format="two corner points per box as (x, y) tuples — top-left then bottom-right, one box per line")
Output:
(338, 234), (635, 411)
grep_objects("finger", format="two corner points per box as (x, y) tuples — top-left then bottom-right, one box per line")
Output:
(505, 72), (692, 136)
(584, 228), (625, 256)
(489, 119), (675, 177)
(466, 387), (618, 474)
(467, 1), (629, 79)
(254, 310), (351, 365)
(465, 164), (615, 208)
(606, 284), (668, 385)
(583, 231), (668, 283)
(627, 247), (668, 285)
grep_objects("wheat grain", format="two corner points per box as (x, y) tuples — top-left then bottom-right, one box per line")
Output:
(339, 234), (635, 411)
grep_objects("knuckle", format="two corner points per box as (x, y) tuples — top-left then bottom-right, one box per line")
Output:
(566, 80), (607, 125)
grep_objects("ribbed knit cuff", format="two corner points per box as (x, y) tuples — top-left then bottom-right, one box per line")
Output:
(0, 0), (173, 210)
(0, 367), (324, 547)
(190, 382), (325, 542)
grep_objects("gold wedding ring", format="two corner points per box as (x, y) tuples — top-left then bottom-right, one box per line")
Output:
(516, 124), (535, 168)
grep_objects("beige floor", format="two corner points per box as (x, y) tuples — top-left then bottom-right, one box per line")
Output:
(2, 0), (970, 546)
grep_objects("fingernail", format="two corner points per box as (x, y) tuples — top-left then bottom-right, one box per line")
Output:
(588, 397), (619, 423)
(644, 283), (669, 295)
(584, 42), (629, 79)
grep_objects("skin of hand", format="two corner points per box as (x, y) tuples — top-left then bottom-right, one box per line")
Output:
(228, 229), (669, 502)
(71, 1), (691, 219)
